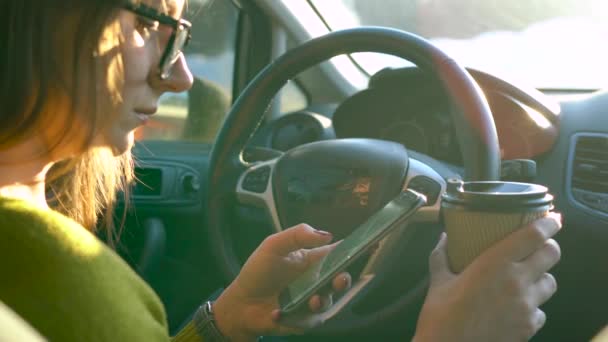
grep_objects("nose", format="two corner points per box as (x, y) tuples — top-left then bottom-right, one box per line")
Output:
(160, 54), (194, 93)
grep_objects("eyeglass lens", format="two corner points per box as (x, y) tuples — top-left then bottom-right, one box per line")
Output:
(160, 25), (189, 78)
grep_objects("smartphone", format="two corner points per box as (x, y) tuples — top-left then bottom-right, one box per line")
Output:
(278, 189), (426, 314)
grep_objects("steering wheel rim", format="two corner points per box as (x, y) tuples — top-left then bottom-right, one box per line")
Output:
(205, 26), (500, 332)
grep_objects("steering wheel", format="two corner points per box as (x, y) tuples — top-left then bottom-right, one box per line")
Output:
(205, 27), (500, 334)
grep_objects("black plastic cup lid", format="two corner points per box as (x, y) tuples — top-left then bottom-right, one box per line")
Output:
(442, 179), (553, 210)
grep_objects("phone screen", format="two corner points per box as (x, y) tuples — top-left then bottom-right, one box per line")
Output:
(279, 189), (426, 313)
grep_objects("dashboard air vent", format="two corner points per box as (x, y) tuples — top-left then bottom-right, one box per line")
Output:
(569, 134), (608, 216)
(572, 136), (608, 192)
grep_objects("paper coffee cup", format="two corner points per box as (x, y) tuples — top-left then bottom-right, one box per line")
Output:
(442, 179), (553, 273)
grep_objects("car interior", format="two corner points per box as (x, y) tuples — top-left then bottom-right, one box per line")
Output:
(113, 0), (608, 340)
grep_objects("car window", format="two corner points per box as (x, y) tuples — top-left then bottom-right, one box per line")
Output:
(280, 81), (308, 114)
(135, 0), (238, 143)
(310, 0), (608, 90)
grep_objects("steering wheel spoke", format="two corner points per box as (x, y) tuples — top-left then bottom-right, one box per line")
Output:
(236, 159), (283, 232)
(404, 158), (449, 223)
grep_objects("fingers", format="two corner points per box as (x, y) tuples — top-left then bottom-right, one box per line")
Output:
(428, 233), (454, 284)
(488, 213), (562, 264)
(274, 308), (324, 332)
(308, 293), (333, 312)
(518, 308), (548, 340)
(332, 272), (352, 293)
(529, 273), (557, 307)
(305, 241), (340, 267)
(527, 309), (547, 339)
(308, 295), (322, 312)
(263, 224), (333, 256)
(307, 272), (350, 312)
(269, 310), (307, 335)
(519, 239), (561, 282)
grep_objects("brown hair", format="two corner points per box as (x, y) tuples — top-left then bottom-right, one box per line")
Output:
(0, 0), (137, 246)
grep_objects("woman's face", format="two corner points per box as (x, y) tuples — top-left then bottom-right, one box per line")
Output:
(96, 0), (193, 155)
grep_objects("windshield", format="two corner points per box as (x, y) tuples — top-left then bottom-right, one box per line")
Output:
(310, 0), (608, 90)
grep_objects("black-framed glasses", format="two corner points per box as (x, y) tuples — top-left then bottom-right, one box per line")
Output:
(123, 2), (192, 79)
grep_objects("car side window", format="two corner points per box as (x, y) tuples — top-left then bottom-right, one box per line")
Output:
(280, 81), (308, 114)
(135, 0), (239, 143)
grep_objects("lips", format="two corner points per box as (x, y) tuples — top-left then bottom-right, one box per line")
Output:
(135, 108), (158, 115)
(134, 107), (157, 124)
(135, 113), (149, 123)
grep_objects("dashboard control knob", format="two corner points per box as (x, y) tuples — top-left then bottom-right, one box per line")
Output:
(182, 173), (201, 193)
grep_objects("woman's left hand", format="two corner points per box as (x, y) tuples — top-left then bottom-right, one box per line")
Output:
(212, 224), (352, 341)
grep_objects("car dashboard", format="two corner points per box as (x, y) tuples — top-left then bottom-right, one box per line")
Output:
(265, 66), (561, 167)
(254, 66), (608, 341)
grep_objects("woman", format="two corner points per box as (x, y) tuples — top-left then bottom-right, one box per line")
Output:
(0, 0), (562, 341)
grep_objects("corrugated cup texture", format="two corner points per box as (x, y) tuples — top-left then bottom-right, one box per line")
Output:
(445, 209), (547, 273)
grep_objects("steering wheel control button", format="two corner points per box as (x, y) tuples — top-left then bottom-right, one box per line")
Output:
(243, 166), (271, 193)
(409, 176), (443, 205)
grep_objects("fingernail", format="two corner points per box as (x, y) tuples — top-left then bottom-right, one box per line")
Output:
(549, 212), (563, 224)
(343, 274), (351, 288)
(311, 295), (321, 311)
(314, 229), (333, 237)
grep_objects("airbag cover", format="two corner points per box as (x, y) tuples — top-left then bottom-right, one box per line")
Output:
(273, 139), (409, 239)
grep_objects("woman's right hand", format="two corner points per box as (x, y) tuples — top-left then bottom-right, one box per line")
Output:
(414, 213), (562, 342)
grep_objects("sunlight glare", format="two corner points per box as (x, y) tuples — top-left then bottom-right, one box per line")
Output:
(281, 0), (368, 90)
(523, 104), (552, 129)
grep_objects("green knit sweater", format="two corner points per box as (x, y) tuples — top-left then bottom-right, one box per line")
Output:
(0, 197), (201, 341)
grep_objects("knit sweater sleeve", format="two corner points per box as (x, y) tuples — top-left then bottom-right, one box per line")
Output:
(172, 320), (204, 341)
(0, 197), (201, 341)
